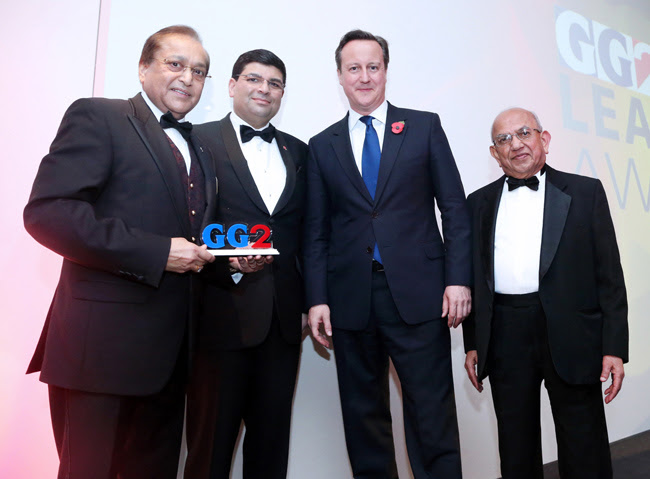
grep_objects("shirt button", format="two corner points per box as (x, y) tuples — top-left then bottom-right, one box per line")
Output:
(191, 210), (196, 216)
(190, 183), (194, 189)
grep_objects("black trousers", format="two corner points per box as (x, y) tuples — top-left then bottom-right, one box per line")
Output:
(332, 270), (462, 479)
(48, 348), (187, 479)
(489, 293), (612, 479)
(184, 316), (300, 479)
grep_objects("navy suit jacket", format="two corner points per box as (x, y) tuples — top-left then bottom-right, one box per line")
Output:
(462, 165), (628, 384)
(194, 115), (308, 350)
(304, 103), (471, 329)
(24, 93), (217, 395)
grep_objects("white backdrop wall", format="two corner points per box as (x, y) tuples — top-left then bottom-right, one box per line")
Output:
(2, 1), (649, 478)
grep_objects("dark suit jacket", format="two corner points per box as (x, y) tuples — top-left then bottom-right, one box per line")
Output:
(463, 165), (628, 384)
(24, 93), (217, 396)
(194, 115), (307, 350)
(304, 103), (471, 329)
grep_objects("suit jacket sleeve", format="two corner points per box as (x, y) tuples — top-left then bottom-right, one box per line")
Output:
(303, 137), (331, 308)
(461, 191), (478, 352)
(427, 113), (472, 287)
(24, 98), (171, 288)
(592, 181), (629, 361)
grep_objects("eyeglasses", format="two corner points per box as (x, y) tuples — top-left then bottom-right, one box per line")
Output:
(492, 126), (542, 148)
(156, 58), (211, 82)
(235, 74), (285, 92)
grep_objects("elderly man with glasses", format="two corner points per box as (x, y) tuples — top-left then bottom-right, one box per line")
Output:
(24, 25), (266, 479)
(463, 107), (628, 479)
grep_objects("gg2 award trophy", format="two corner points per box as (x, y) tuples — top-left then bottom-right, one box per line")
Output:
(202, 223), (279, 256)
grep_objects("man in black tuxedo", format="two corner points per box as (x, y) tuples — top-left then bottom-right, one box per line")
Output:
(463, 108), (628, 479)
(184, 49), (308, 479)
(23, 25), (266, 479)
(304, 30), (471, 478)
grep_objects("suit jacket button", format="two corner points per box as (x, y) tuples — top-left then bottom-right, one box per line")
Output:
(371, 211), (378, 219)
(366, 246), (373, 254)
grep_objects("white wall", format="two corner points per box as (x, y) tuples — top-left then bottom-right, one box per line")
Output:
(2, 1), (649, 478)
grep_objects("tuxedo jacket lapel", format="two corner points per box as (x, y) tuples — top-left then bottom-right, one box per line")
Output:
(540, 168), (571, 282)
(330, 115), (373, 203)
(479, 179), (504, 294)
(375, 103), (406, 204)
(219, 114), (270, 214)
(272, 130), (297, 216)
(127, 93), (191, 236)
(191, 135), (217, 232)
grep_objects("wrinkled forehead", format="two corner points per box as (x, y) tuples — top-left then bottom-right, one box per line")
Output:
(156, 34), (208, 66)
(492, 109), (536, 136)
(240, 62), (284, 82)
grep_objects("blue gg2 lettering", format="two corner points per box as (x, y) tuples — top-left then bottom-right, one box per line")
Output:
(202, 223), (272, 249)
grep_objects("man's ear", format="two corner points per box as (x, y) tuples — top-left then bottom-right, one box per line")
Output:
(489, 145), (502, 168)
(541, 130), (551, 154)
(138, 62), (150, 84)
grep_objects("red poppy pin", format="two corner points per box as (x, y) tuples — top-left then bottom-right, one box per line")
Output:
(391, 121), (405, 134)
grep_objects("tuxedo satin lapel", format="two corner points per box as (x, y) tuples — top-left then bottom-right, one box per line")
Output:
(540, 172), (571, 281)
(271, 130), (296, 216)
(374, 104), (405, 203)
(331, 116), (373, 203)
(128, 94), (191, 236)
(480, 179), (504, 294)
(219, 115), (270, 214)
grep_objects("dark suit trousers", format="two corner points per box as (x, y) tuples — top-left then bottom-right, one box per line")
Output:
(184, 316), (300, 479)
(48, 346), (187, 479)
(332, 270), (462, 479)
(489, 293), (612, 479)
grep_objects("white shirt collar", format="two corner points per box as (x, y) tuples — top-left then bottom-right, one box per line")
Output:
(141, 91), (188, 123)
(230, 111), (272, 143)
(347, 100), (388, 131)
(503, 166), (547, 192)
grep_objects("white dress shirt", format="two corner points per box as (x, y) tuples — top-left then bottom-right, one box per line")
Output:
(347, 101), (388, 174)
(494, 170), (546, 294)
(142, 92), (192, 173)
(230, 112), (286, 215)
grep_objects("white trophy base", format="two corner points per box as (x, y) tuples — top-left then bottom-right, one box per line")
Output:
(208, 248), (279, 256)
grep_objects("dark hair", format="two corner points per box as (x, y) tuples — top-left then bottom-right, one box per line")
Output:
(335, 29), (389, 71)
(139, 25), (210, 72)
(231, 49), (287, 85)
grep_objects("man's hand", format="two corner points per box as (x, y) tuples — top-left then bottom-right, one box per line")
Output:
(308, 304), (332, 348)
(464, 350), (483, 392)
(601, 355), (625, 404)
(166, 238), (215, 273)
(442, 285), (471, 328)
(229, 254), (274, 273)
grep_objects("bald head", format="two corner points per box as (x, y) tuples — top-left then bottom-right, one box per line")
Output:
(491, 108), (542, 139)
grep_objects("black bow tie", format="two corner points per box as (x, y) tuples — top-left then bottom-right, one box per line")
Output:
(160, 111), (193, 141)
(240, 124), (275, 143)
(507, 175), (539, 191)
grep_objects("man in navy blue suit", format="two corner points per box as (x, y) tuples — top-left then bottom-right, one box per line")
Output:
(304, 29), (472, 478)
